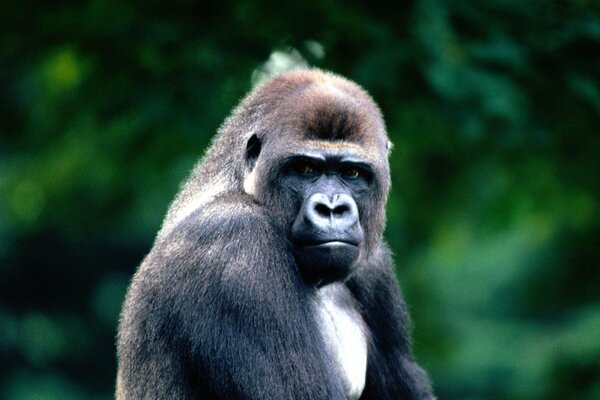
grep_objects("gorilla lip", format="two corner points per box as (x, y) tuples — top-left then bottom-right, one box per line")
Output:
(300, 240), (359, 248)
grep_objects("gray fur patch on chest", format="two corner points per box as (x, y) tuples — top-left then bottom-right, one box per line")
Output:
(314, 284), (368, 400)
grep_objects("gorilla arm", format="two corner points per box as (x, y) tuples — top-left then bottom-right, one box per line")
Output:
(116, 195), (346, 400)
(346, 246), (436, 400)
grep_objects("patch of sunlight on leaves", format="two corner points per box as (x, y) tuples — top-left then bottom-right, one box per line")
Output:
(42, 47), (88, 98)
(427, 211), (556, 314)
(429, 222), (471, 267)
(413, 0), (454, 60)
(0, 308), (18, 352)
(446, 317), (555, 399)
(8, 180), (45, 225)
(446, 304), (600, 400)
(561, 191), (599, 231)
(469, 33), (527, 68)
(5, 372), (91, 400)
(251, 47), (310, 87)
(92, 272), (130, 327)
(426, 210), (598, 397)
(304, 40), (326, 59)
(559, 304), (600, 359)
(18, 313), (66, 366)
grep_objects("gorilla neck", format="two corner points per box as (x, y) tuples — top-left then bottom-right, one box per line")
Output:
(314, 283), (368, 400)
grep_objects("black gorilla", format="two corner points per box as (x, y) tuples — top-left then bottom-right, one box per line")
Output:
(116, 69), (435, 400)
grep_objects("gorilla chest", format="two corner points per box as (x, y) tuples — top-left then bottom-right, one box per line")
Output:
(315, 285), (368, 400)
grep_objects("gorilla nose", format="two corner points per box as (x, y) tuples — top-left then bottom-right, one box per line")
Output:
(305, 193), (359, 231)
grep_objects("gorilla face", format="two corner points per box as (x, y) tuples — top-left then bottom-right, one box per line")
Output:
(283, 152), (373, 285)
(244, 133), (377, 286)
(238, 71), (390, 287)
(243, 132), (385, 286)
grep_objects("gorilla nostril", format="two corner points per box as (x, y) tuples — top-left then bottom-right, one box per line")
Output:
(315, 203), (332, 218)
(303, 193), (359, 231)
(333, 204), (349, 216)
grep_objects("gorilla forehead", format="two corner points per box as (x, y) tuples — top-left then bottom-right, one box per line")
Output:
(252, 69), (388, 149)
(294, 94), (372, 142)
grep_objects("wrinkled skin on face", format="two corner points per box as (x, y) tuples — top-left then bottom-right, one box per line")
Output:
(285, 154), (371, 285)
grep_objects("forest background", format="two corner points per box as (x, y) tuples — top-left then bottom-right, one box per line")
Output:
(1, 1), (599, 399)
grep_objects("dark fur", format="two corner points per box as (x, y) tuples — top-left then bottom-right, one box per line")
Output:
(116, 69), (435, 399)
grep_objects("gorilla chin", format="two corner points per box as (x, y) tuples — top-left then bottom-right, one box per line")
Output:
(294, 241), (360, 285)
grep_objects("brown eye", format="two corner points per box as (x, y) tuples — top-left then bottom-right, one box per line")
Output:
(343, 167), (360, 179)
(300, 164), (316, 175)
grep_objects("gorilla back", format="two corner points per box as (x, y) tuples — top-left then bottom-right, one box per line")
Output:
(116, 69), (435, 400)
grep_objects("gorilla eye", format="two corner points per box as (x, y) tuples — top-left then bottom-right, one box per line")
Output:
(291, 162), (319, 176)
(342, 167), (360, 179)
(301, 164), (317, 175)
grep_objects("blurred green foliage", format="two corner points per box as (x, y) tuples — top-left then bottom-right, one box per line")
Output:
(1, 1), (599, 399)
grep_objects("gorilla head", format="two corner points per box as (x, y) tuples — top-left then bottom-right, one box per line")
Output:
(166, 70), (390, 285)
(245, 72), (390, 279)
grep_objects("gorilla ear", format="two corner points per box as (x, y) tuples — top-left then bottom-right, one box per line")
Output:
(245, 134), (262, 171)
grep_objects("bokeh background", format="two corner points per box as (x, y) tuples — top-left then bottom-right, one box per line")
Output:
(2, 1), (600, 399)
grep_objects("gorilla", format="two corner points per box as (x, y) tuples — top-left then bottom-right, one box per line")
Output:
(116, 69), (435, 400)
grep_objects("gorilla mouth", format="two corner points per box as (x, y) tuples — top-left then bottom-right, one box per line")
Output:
(300, 240), (359, 248)
(294, 240), (361, 285)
